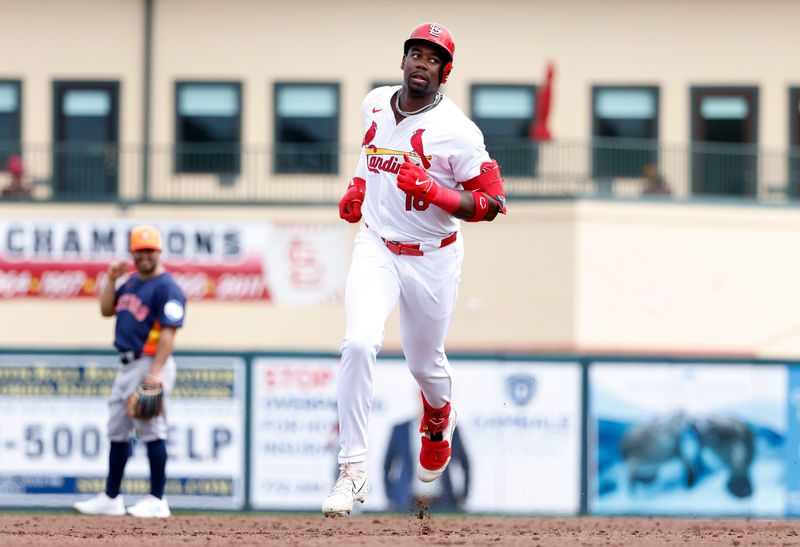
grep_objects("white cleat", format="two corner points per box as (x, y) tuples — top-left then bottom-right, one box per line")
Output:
(73, 493), (126, 516)
(417, 408), (458, 483)
(126, 495), (171, 518)
(322, 462), (369, 517)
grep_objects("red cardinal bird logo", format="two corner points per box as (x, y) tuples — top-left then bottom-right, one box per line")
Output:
(410, 128), (430, 169)
(362, 121), (377, 147)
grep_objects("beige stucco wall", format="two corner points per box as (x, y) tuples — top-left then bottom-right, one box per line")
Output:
(0, 0), (143, 194)
(574, 201), (800, 358)
(1, 0), (797, 150)
(3, 200), (800, 360)
(0, 0), (142, 143)
(148, 0), (800, 148)
(0, 201), (576, 353)
(1, 0), (797, 200)
(2, 1), (800, 359)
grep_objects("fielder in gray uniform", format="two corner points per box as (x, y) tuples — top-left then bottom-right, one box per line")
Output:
(74, 225), (186, 518)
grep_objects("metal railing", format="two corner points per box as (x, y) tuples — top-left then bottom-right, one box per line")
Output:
(2, 139), (798, 205)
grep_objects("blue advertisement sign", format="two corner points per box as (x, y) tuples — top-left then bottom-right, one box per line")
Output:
(589, 363), (787, 517)
(785, 366), (800, 517)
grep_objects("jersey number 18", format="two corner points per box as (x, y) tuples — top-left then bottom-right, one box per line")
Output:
(405, 194), (430, 211)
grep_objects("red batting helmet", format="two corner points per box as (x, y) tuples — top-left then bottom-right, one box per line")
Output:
(404, 22), (455, 84)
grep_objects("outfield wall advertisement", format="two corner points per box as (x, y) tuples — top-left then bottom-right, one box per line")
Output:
(6, 351), (797, 516)
(0, 219), (348, 304)
(0, 354), (246, 509)
(784, 366), (800, 517)
(588, 363), (788, 517)
(248, 357), (340, 510)
(249, 358), (582, 514)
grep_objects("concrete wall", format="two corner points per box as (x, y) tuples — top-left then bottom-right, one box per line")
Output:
(0, 201), (577, 353)
(1, 0), (797, 150)
(2, 1), (798, 357)
(2, 200), (800, 360)
(0, 0), (143, 144)
(574, 201), (800, 358)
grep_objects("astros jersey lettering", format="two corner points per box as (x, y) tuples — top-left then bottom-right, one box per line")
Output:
(354, 85), (492, 243)
(114, 272), (186, 355)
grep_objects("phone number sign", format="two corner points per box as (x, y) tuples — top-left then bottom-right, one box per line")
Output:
(0, 354), (246, 509)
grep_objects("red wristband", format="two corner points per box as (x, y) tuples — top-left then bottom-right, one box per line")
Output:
(431, 185), (461, 214)
(466, 191), (490, 222)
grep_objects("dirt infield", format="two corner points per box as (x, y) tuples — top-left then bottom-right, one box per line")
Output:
(0, 514), (798, 546)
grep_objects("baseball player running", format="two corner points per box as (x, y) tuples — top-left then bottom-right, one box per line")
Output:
(322, 22), (506, 517)
(74, 225), (186, 518)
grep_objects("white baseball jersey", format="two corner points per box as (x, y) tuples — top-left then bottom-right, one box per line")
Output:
(354, 85), (491, 242)
(334, 85), (486, 470)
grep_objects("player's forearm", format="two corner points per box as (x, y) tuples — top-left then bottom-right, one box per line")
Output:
(149, 328), (177, 375)
(99, 280), (117, 317)
(451, 191), (501, 222)
(396, 156), (503, 222)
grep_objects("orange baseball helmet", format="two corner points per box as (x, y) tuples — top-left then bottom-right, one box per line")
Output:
(130, 225), (162, 251)
(404, 22), (455, 84)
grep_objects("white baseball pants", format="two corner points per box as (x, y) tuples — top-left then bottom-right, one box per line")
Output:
(336, 226), (464, 464)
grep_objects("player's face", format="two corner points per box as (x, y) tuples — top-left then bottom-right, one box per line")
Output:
(132, 249), (160, 276)
(401, 43), (444, 96)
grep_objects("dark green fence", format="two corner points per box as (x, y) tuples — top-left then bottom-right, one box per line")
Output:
(2, 140), (798, 205)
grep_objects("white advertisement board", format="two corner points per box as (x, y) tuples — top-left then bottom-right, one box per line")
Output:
(0, 354), (246, 509)
(250, 357), (581, 514)
(249, 357), (340, 510)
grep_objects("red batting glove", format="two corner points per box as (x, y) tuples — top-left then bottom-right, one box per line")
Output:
(338, 177), (366, 223)
(396, 155), (461, 214)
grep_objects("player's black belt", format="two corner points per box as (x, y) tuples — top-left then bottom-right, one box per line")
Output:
(382, 231), (457, 257)
(119, 351), (142, 364)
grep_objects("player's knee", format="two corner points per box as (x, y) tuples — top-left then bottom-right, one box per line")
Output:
(404, 348), (447, 382)
(340, 335), (381, 362)
(406, 353), (445, 379)
(407, 364), (432, 384)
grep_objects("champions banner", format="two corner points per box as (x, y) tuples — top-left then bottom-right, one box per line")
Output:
(0, 219), (349, 303)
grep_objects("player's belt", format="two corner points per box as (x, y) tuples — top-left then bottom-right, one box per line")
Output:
(381, 231), (457, 257)
(119, 351), (142, 364)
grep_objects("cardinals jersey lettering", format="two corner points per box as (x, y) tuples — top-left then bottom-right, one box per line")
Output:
(354, 85), (491, 243)
(114, 272), (186, 355)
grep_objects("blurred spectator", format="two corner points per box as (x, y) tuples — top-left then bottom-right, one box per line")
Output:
(642, 163), (671, 196)
(2, 154), (33, 200)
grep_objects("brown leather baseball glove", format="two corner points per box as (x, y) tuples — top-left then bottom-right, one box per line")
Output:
(127, 383), (164, 419)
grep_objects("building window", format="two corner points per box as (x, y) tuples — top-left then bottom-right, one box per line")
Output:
(274, 83), (339, 174)
(592, 86), (659, 178)
(471, 84), (537, 177)
(0, 80), (22, 169)
(175, 82), (241, 174)
(53, 81), (119, 198)
(790, 88), (800, 196)
(690, 87), (758, 196)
